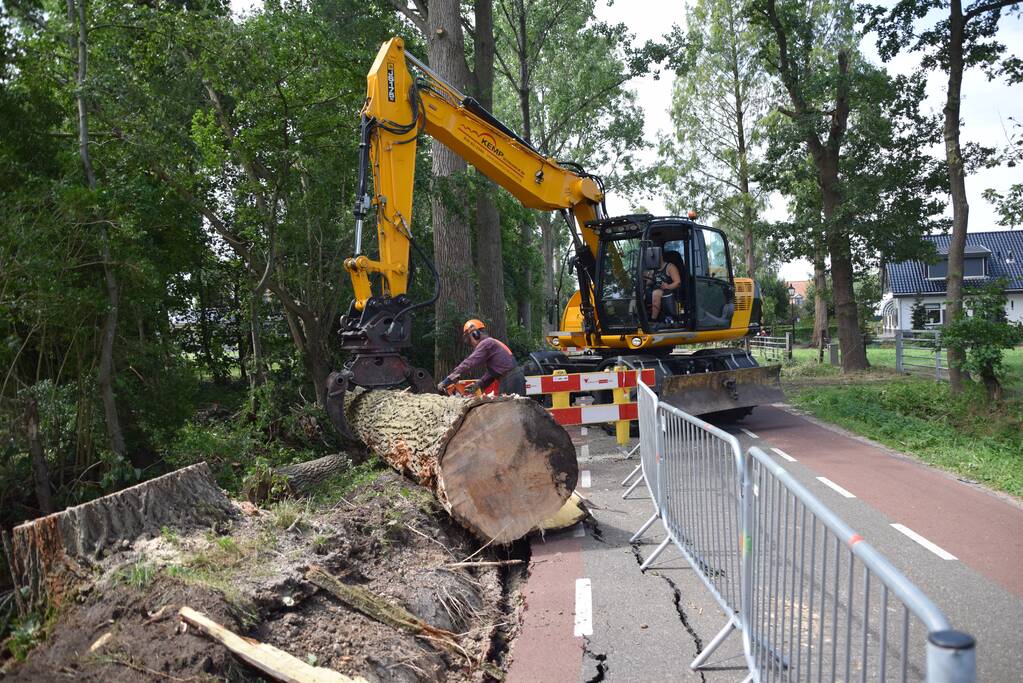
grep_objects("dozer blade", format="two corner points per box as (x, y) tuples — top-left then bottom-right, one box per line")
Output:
(660, 365), (784, 417)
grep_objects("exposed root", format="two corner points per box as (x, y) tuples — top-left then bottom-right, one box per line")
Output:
(482, 538), (531, 678)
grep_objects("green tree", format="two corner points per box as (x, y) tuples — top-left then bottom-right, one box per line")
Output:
(752, 0), (944, 370)
(943, 279), (1023, 401)
(866, 0), (1023, 392)
(758, 272), (793, 329)
(660, 0), (771, 278)
(94, 1), (403, 405)
(751, 0), (870, 370)
(493, 0), (670, 332)
(388, 0), (509, 371)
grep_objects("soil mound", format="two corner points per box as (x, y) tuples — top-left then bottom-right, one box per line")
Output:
(6, 472), (518, 682)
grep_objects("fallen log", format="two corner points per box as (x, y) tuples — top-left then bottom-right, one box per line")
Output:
(244, 453), (356, 504)
(10, 463), (234, 610)
(179, 606), (363, 683)
(343, 389), (577, 544)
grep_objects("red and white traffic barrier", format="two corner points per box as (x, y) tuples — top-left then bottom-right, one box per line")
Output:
(549, 402), (639, 427)
(525, 368), (655, 395)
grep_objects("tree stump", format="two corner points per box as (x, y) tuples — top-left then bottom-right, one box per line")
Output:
(9, 462), (234, 610)
(345, 390), (577, 544)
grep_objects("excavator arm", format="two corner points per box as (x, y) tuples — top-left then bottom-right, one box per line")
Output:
(327, 37), (605, 439)
(345, 37), (603, 308)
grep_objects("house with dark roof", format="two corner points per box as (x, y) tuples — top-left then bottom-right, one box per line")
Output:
(880, 230), (1023, 333)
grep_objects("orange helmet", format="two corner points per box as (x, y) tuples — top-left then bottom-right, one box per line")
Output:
(462, 319), (486, 337)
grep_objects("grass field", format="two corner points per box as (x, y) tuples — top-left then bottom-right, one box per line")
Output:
(773, 346), (1023, 499)
(787, 345), (1023, 394)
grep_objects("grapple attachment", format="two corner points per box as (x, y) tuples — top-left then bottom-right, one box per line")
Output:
(326, 296), (438, 442)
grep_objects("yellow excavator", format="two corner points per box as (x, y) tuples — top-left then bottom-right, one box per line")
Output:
(325, 37), (782, 439)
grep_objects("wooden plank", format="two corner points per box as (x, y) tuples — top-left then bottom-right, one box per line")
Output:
(178, 607), (364, 683)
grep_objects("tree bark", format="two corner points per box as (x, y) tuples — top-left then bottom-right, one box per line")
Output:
(344, 390), (577, 543)
(24, 396), (55, 516)
(812, 247), (828, 349)
(471, 0), (508, 343)
(429, 0), (478, 379)
(539, 212), (557, 333)
(10, 463), (234, 610)
(66, 0), (129, 462)
(821, 169), (868, 371)
(943, 0), (968, 393)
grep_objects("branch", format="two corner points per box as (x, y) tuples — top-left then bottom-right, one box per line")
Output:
(964, 0), (1022, 21)
(494, 45), (519, 87)
(387, 0), (427, 34)
(827, 49), (851, 155)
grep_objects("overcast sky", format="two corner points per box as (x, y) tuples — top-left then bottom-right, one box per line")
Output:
(595, 0), (1023, 281)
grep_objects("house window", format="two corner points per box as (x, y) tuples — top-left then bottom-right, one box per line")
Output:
(926, 257), (986, 279)
(927, 260), (947, 280)
(964, 257), (986, 278)
(925, 304), (943, 326)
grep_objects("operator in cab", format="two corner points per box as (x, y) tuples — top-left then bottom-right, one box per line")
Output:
(438, 319), (526, 396)
(645, 250), (683, 324)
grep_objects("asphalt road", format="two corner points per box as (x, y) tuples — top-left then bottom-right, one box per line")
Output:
(505, 405), (1023, 682)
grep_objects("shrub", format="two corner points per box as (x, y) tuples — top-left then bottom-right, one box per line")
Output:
(943, 280), (1023, 401)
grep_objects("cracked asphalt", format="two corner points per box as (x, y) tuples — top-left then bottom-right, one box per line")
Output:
(507, 425), (749, 682)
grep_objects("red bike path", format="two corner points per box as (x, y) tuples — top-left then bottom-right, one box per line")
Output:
(742, 406), (1023, 599)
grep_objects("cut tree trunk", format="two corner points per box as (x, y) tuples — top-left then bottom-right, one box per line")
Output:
(10, 463), (234, 611)
(343, 389), (577, 544)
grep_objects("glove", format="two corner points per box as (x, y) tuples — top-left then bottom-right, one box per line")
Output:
(437, 377), (453, 393)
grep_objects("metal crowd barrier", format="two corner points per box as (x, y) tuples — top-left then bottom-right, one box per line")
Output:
(627, 383), (976, 682)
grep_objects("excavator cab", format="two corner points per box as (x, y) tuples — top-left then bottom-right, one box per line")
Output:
(593, 216), (740, 335)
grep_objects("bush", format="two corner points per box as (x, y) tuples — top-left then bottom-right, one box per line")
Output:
(943, 280), (1023, 401)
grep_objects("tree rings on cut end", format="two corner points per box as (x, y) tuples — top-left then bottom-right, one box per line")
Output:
(438, 399), (578, 544)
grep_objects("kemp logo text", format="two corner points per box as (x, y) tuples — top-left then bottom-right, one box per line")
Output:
(474, 131), (503, 157)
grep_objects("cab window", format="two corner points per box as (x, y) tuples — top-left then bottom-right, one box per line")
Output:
(597, 238), (640, 330)
(693, 228), (734, 329)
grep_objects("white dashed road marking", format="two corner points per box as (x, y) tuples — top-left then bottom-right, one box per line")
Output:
(816, 477), (856, 498)
(574, 578), (593, 636)
(581, 427), (588, 436)
(573, 524), (586, 538)
(772, 448), (797, 462)
(891, 524), (958, 560)
(580, 444), (590, 459)
(740, 427), (759, 439)
(580, 470), (592, 488)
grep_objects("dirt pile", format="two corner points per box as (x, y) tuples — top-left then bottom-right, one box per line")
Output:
(6, 471), (521, 682)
